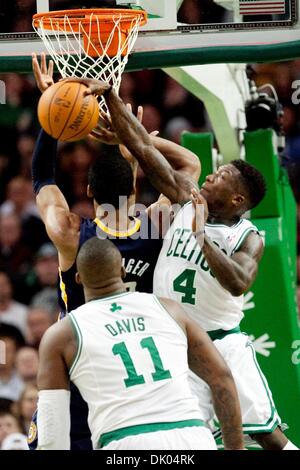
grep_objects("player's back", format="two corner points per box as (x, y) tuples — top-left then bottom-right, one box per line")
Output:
(59, 214), (162, 316)
(68, 291), (204, 449)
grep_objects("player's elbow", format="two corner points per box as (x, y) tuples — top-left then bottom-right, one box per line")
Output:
(190, 157), (201, 181)
(229, 283), (247, 297)
(227, 275), (251, 296)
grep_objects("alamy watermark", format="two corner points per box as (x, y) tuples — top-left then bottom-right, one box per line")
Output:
(94, 196), (205, 247)
(291, 80), (300, 105)
(291, 339), (300, 365)
(0, 340), (6, 364)
(0, 80), (5, 104)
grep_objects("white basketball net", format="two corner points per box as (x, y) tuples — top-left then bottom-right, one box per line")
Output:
(33, 10), (145, 114)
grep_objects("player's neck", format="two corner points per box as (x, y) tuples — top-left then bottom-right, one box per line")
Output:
(207, 214), (240, 226)
(84, 280), (126, 302)
(95, 202), (133, 231)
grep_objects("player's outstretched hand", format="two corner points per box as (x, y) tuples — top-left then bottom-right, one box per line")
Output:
(32, 52), (54, 93)
(89, 113), (120, 145)
(62, 77), (111, 97)
(191, 187), (208, 234)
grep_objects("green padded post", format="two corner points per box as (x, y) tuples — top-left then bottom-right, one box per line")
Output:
(181, 132), (214, 186)
(244, 129), (282, 218)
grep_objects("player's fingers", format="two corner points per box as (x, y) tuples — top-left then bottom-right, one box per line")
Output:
(150, 130), (159, 136)
(32, 55), (43, 86)
(102, 112), (112, 128)
(137, 105), (143, 122)
(41, 52), (47, 74)
(83, 88), (92, 96)
(126, 103), (132, 113)
(48, 60), (54, 78)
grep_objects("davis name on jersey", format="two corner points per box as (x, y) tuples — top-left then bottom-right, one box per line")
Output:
(69, 292), (204, 449)
(153, 202), (260, 332)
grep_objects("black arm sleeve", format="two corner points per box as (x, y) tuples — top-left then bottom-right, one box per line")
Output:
(32, 129), (58, 194)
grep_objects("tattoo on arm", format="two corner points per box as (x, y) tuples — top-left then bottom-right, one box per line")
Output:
(211, 382), (244, 450)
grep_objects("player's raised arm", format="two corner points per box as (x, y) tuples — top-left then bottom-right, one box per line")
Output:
(62, 78), (198, 204)
(105, 89), (198, 204)
(37, 319), (74, 450)
(31, 54), (80, 265)
(32, 127), (80, 263)
(159, 297), (244, 451)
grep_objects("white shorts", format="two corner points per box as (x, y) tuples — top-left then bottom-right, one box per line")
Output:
(189, 332), (281, 436)
(101, 426), (217, 450)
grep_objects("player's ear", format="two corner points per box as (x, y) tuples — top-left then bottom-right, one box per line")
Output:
(87, 184), (93, 198)
(121, 266), (126, 280)
(75, 272), (82, 285)
(232, 194), (245, 208)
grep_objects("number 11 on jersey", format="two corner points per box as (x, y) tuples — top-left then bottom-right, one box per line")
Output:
(112, 336), (172, 388)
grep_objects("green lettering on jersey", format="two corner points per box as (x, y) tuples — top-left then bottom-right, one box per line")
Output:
(112, 342), (145, 388)
(105, 317), (146, 337)
(113, 336), (172, 388)
(116, 320), (128, 335)
(137, 317), (145, 331)
(141, 337), (172, 381)
(173, 269), (196, 305)
(105, 324), (118, 336)
(181, 231), (193, 259)
(173, 229), (185, 257)
(166, 228), (181, 257)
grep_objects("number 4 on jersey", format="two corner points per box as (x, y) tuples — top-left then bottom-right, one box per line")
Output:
(173, 269), (196, 305)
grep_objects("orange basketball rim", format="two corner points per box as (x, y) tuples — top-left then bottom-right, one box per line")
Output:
(32, 8), (147, 58)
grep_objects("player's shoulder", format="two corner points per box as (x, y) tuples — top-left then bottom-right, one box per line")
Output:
(40, 315), (74, 352)
(229, 218), (262, 254)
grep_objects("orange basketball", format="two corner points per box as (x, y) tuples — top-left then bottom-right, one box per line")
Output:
(37, 81), (99, 142)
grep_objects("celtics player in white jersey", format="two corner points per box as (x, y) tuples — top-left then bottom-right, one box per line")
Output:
(68, 78), (298, 450)
(36, 237), (245, 450)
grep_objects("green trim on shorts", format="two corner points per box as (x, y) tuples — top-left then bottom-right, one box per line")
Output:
(241, 344), (280, 434)
(207, 326), (241, 341)
(213, 342), (280, 437)
(99, 419), (206, 448)
(68, 313), (83, 376)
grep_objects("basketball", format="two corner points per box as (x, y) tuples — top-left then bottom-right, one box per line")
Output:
(37, 81), (99, 142)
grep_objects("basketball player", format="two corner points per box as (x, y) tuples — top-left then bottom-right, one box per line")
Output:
(75, 78), (298, 450)
(29, 54), (200, 450)
(36, 237), (244, 450)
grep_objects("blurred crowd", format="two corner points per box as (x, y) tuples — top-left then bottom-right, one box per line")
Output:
(0, 0), (300, 453)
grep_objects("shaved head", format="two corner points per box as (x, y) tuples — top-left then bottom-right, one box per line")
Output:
(76, 237), (122, 289)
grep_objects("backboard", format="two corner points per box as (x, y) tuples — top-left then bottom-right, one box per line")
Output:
(0, 0), (300, 73)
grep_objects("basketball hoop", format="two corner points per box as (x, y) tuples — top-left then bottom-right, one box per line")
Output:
(32, 9), (147, 113)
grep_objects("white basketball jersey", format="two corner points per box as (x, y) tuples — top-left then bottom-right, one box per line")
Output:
(68, 291), (204, 449)
(153, 202), (260, 331)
